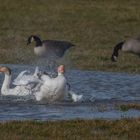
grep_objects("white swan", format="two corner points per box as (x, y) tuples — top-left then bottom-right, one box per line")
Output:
(34, 65), (83, 102)
(0, 66), (31, 96)
(34, 65), (67, 102)
(0, 66), (83, 102)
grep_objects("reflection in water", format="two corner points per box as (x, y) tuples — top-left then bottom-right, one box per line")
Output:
(0, 64), (139, 121)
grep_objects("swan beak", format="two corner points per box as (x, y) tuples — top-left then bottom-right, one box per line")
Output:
(0, 67), (11, 75)
(0, 67), (6, 73)
(57, 65), (65, 74)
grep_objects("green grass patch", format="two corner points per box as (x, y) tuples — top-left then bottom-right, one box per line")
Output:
(0, 0), (140, 73)
(118, 103), (140, 111)
(0, 119), (140, 140)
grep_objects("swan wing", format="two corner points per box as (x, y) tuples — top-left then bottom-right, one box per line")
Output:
(13, 70), (30, 85)
(13, 66), (43, 86)
(13, 75), (42, 86)
(15, 70), (29, 80)
(13, 70), (43, 86)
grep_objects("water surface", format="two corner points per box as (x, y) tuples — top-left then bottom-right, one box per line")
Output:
(0, 64), (140, 121)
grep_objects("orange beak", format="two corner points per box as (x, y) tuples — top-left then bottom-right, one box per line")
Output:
(57, 65), (65, 74)
(0, 67), (6, 73)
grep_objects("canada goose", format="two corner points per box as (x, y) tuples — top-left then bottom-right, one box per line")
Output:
(111, 37), (140, 62)
(27, 35), (75, 59)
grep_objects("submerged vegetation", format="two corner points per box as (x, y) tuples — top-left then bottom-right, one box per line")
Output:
(0, 0), (140, 73)
(118, 103), (140, 111)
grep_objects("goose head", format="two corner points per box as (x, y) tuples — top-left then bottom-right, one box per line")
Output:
(0, 66), (11, 75)
(27, 35), (42, 46)
(111, 41), (124, 62)
(57, 65), (65, 75)
(111, 55), (117, 62)
(27, 35), (36, 45)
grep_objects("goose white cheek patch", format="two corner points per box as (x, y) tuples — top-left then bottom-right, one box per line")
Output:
(114, 56), (117, 61)
(31, 37), (34, 42)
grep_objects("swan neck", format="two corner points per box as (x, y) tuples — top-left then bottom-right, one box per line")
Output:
(58, 73), (63, 76)
(1, 74), (11, 92)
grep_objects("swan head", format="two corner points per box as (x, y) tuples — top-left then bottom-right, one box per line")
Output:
(0, 66), (11, 75)
(57, 65), (65, 74)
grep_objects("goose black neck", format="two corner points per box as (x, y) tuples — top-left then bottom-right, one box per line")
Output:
(33, 36), (42, 47)
(112, 41), (124, 57)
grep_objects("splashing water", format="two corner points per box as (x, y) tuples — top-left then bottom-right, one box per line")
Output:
(0, 64), (140, 121)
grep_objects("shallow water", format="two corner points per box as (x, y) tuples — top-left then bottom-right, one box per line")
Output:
(0, 64), (140, 121)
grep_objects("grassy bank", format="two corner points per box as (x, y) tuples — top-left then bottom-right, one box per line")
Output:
(0, 119), (139, 140)
(0, 0), (140, 73)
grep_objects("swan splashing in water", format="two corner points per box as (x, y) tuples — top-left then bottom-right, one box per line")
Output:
(0, 66), (35, 96)
(34, 65), (83, 103)
(0, 66), (83, 102)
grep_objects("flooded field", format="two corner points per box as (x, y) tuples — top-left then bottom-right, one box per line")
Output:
(0, 64), (139, 121)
